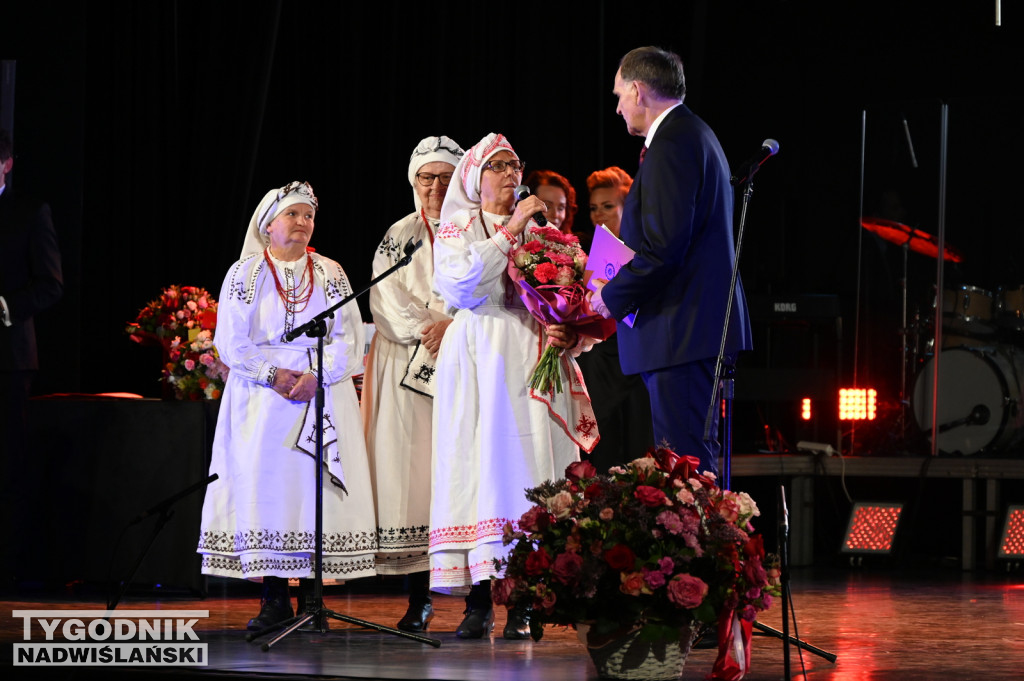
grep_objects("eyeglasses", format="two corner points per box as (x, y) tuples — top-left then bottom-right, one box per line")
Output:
(415, 172), (453, 186)
(483, 159), (526, 174)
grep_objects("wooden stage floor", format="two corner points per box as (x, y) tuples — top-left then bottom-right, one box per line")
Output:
(3, 567), (1024, 680)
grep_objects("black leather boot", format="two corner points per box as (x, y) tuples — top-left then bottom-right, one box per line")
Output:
(296, 578), (329, 632)
(455, 581), (494, 639)
(503, 605), (532, 640)
(246, 577), (293, 631)
(397, 572), (434, 632)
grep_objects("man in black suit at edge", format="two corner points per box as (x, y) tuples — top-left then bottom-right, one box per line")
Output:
(0, 127), (63, 582)
(590, 46), (751, 480)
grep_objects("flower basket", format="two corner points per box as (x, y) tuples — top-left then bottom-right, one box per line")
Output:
(580, 621), (700, 680)
(493, 450), (780, 679)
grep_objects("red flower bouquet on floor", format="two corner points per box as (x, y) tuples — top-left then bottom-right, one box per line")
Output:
(493, 448), (780, 677)
(126, 285), (229, 400)
(507, 226), (616, 393)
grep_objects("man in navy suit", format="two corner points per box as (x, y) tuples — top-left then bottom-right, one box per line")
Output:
(591, 47), (751, 477)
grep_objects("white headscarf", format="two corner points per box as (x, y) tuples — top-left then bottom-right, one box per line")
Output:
(408, 135), (464, 210)
(440, 133), (516, 224)
(240, 181), (319, 258)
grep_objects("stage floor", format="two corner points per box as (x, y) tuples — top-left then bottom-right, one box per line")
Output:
(3, 568), (1024, 680)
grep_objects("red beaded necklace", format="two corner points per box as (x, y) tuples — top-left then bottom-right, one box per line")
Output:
(264, 248), (315, 313)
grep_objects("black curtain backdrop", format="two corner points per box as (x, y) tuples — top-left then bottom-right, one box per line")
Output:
(6, 1), (1023, 421)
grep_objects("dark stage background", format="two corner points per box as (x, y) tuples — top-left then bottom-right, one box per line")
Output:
(5, 1), (1023, 455)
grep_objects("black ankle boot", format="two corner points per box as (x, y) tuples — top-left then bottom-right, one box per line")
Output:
(246, 577), (294, 631)
(296, 579), (329, 632)
(397, 595), (434, 632)
(397, 573), (434, 632)
(503, 606), (532, 640)
(455, 582), (494, 639)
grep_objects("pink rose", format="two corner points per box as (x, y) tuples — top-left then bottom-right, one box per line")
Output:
(552, 551), (584, 585)
(717, 495), (741, 523)
(666, 574), (708, 608)
(199, 353), (216, 367)
(553, 266), (576, 286)
(544, 490), (574, 519)
(635, 485), (669, 508)
(183, 359), (196, 371)
(599, 507), (614, 521)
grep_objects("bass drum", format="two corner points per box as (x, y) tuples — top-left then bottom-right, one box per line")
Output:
(912, 346), (1024, 455)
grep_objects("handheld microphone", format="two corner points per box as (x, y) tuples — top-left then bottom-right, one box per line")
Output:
(730, 138), (780, 186)
(514, 185), (548, 226)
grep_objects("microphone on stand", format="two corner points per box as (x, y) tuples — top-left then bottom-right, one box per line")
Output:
(514, 185), (548, 226)
(730, 139), (780, 186)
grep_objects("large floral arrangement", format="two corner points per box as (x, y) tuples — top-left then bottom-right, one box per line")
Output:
(125, 285), (229, 400)
(508, 225), (616, 393)
(493, 449), (779, 671)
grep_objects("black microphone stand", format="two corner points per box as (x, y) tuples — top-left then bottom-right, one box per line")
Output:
(248, 238), (441, 650)
(704, 154), (836, 670)
(106, 474), (219, 614)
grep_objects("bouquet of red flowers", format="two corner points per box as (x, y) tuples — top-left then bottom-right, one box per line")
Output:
(493, 449), (779, 678)
(507, 226), (616, 393)
(126, 285), (229, 400)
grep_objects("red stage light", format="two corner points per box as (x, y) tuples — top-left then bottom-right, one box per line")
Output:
(841, 502), (903, 554)
(839, 388), (877, 421)
(998, 506), (1024, 559)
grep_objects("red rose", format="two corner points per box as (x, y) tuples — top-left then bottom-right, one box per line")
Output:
(524, 547), (553, 576)
(603, 544), (636, 571)
(566, 460), (597, 482)
(519, 506), (551, 533)
(552, 551), (584, 585)
(744, 534), (765, 559)
(634, 485), (669, 507)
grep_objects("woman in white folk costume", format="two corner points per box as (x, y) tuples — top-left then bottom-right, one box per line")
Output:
(430, 133), (599, 639)
(198, 181), (377, 630)
(361, 135), (464, 633)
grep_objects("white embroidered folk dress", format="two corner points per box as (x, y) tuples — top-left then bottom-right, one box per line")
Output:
(428, 210), (593, 591)
(197, 250), (378, 581)
(361, 211), (451, 575)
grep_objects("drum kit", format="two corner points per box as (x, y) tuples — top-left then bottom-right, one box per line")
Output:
(862, 217), (1024, 456)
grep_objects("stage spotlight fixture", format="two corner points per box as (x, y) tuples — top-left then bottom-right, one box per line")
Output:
(801, 398), (812, 421)
(841, 502), (903, 554)
(839, 388), (877, 421)
(998, 505), (1024, 559)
